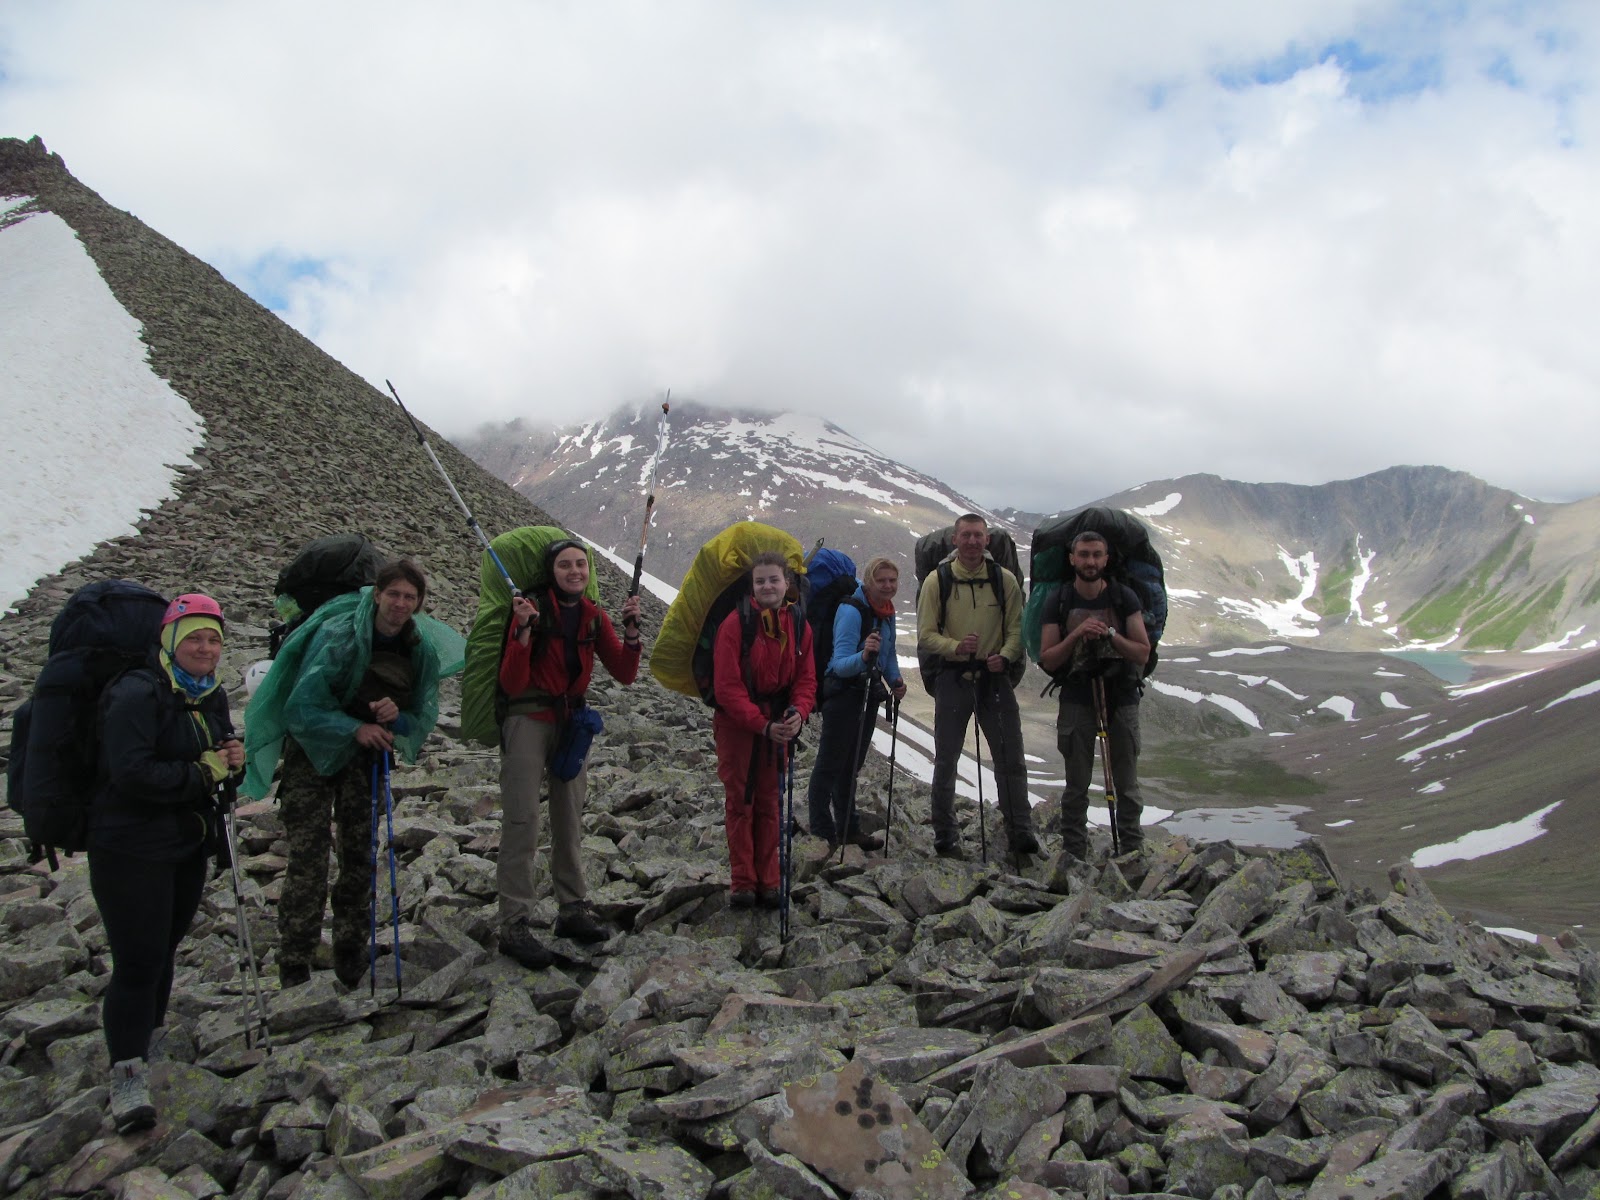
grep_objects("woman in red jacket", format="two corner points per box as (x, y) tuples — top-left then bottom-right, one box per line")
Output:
(713, 552), (816, 908)
(496, 540), (641, 966)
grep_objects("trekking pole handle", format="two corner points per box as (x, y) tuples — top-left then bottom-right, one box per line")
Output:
(628, 396), (671, 623)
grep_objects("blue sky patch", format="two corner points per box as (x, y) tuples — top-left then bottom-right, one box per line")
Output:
(1216, 38), (1443, 104)
(235, 251), (327, 312)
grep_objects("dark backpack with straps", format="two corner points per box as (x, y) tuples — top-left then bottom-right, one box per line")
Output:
(913, 526), (1027, 696)
(1024, 506), (1167, 680)
(5, 580), (168, 867)
(268, 533), (387, 658)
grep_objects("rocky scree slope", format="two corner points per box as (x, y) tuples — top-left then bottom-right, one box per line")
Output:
(2, 137), (1599, 1199)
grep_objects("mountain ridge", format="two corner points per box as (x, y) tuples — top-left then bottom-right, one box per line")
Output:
(463, 408), (1600, 654)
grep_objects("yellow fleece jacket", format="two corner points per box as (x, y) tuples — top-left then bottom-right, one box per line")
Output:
(916, 554), (1024, 666)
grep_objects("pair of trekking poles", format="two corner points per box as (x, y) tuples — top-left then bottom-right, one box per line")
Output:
(963, 663), (1123, 867)
(369, 749), (403, 998)
(217, 777), (272, 1053)
(833, 668), (901, 867)
(772, 682), (903, 942)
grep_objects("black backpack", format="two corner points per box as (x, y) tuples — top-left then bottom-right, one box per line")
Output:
(913, 526), (1026, 696)
(268, 533), (387, 657)
(6, 581), (168, 867)
(690, 581), (807, 710)
(1027, 506), (1167, 679)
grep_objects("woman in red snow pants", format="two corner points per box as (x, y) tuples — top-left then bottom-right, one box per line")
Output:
(712, 552), (816, 908)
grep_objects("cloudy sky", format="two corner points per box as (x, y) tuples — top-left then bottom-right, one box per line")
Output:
(3, 2), (1597, 510)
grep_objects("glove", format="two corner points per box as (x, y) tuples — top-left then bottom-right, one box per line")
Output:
(199, 749), (230, 786)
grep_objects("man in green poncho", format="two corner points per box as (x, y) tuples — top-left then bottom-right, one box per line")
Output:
(244, 560), (450, 989)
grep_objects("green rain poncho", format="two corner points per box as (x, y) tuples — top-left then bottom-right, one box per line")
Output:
(241, 587), (466, 798)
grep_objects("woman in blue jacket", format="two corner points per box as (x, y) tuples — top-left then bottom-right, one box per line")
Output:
(806, 557), (907, 849)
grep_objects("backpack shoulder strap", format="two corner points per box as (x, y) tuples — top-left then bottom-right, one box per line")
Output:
(987, 561), (1007, 623)
(936, 562), (955, 631)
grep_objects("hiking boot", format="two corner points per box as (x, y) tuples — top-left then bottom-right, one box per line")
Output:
(1010, 828), (1041, 856)
(333, 944), (367, 989)
(847, 829), (884, 852)
(499, 920), (554, 969)
(109, 1058), (156, 1134)
(934, 839), (963, 860)
(729, 890), (756, 909)
(554, 902), (609, 944)
(756, 887), (783, 910)
(278, 962), (311, 990)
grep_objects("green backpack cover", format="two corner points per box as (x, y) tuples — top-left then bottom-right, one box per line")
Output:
(461, 526), (600, 748)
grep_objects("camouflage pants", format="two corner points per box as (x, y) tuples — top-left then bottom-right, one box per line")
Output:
(276, 738), (376, 970)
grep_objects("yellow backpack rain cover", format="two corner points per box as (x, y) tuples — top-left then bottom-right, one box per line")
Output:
(651, 522), (805, 699)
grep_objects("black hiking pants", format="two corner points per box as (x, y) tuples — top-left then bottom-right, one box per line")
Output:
(806, 681), (877, 842)
(930, 667), (1033, 847)
(90, 844), (208, 1064)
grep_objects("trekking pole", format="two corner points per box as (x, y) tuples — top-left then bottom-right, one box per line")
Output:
(381, 750), (403, 998)
(386, 380), (519, 597)
(984, 671), (1022, 874)
(219, 779), (271, 1053)
(778, 739), (794, 942)
(1091, 675), (1121, 857)
(884, 696), (900, 861)
(970, 663), (988, 865)
(837, 664), (883, 865)
(369, 758), (380, 997)
(626, 395), (670, 630)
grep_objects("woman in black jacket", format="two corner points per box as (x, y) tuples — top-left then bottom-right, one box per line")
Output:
(91, 593), (242, 1134)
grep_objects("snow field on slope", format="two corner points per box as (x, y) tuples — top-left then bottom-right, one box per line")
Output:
(0, 207), (204, 612)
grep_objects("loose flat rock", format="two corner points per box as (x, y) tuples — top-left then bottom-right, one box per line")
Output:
(770, 1060), (974, 1200)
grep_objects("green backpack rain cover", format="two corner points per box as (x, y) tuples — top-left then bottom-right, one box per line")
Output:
(461, 526), (600, 748)
(241, 587), (466, 798)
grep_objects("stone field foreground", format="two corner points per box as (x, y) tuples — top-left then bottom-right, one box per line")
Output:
(1, 703), (1598, 1200)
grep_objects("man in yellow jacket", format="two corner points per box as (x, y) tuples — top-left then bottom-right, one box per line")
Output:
(916, 514), (1038, 858)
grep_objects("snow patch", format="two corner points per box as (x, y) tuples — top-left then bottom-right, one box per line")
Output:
(1348, 535), (1380, 626)
(1528, 626), (1587, 653)
(0, 210), (205, 612)
(1149, 679), (1261, 728)
(1539, 680), (1600, 712)
(1398, 709), (1526, 764)
(1448, 671), (1538, 698)
(583, 540), (679, 604)
(1317, 696), (1356, 721)
(1212, 548), (1322, 639)
(1379, 692), (1410, 710)
(1412, 801), (1560, 869)
(1131, 492), (1181, 518)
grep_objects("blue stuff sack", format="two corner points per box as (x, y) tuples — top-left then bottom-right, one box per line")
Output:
(550, 705), (604, 782)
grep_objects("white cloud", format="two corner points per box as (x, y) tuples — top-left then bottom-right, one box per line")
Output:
(3, 1), (1598, 509)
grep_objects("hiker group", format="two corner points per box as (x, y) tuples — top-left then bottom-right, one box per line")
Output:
(7, 496), (1165, 1136)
